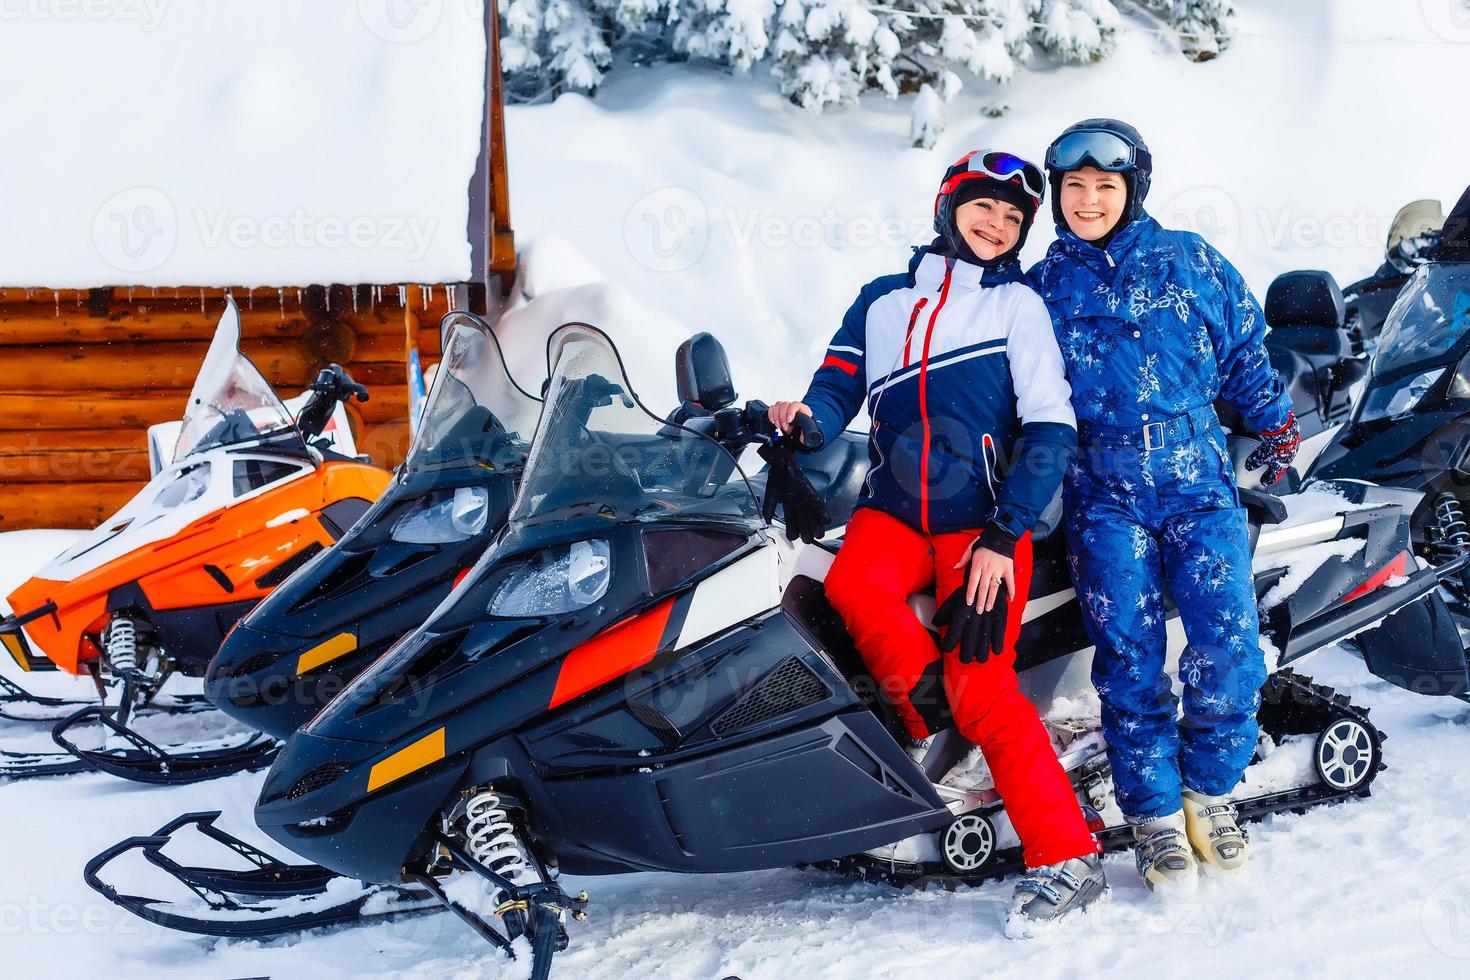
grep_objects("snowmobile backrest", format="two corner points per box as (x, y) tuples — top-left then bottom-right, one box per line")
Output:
(1265, 270), (1347, 331)
(675, 332), (737, 411)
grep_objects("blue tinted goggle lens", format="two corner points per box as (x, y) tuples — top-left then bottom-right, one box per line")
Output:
(973, 152), (1044, 200)
(1046, 130), (1137, 172)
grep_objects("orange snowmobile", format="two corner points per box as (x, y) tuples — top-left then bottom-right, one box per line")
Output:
(0, 298), (390, 783)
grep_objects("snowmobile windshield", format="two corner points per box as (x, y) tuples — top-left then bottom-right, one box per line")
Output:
(507, 323), (761, 532)
(173, 298), (302, 461)
(405, 312), (542, 474)
(1367, 264), (1470, 380)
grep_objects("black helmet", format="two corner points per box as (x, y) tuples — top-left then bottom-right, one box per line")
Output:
(932, 149), (1045, 267)
(1044, 118), (1152, 226)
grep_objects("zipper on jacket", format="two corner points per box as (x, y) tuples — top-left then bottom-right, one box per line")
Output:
(917, 266), (954, 535)
(902, 298), (927, 366)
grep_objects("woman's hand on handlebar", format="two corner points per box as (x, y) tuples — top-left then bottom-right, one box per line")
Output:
(768, 401), (813, 435)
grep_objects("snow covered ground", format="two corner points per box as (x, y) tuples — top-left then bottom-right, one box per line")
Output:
(6, 1), (1470, 977)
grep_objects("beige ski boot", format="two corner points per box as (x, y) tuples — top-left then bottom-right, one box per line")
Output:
(1131, 810), (1199, 897)
(1182, 788), (1248, 874)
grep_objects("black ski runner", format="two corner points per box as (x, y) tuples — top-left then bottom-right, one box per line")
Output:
(823, 669), (1385, 889)
(83, 811), (442, 936)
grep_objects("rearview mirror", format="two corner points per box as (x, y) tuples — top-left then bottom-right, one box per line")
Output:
(675, 332), (737, 411)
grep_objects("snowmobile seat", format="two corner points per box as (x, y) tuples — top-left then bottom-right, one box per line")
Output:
(1265, 270), (1347, 332)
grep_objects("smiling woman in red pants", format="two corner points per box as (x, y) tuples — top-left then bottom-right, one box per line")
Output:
(766, 151), (1105, 937)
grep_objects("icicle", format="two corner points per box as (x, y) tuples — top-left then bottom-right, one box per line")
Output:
(127, 287), (134, 303)
(278, 287), (286, 320)
(422, 285), (430, 312)
(54, 290), (60, 315)
(199, 288), (206, 314)
(296, 288), (302, 308)
(397, 285), (407, 307)
(352, 287), (359, 315)
(248, 289), (255, 310)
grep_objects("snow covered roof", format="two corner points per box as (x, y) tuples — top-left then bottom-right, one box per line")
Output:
(0, 1), (488, 289)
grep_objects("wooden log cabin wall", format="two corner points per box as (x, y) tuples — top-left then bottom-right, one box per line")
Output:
(0, 283), (457, 529)
(2, 2), (516, 531)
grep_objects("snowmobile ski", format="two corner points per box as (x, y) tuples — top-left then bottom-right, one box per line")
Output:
(47, 706), (279, 784)
(83, 811), (441, 938)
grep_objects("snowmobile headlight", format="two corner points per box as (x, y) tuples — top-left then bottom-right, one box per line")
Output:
(390, 486), (491, 545)
(488, 539), (611, 617)
(1358, 367), (1445, 422)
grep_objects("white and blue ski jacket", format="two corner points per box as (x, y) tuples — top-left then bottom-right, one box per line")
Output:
(802, 244), (1077, 539)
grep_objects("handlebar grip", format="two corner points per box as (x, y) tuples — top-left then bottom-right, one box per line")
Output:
(792, 412), (824, 453)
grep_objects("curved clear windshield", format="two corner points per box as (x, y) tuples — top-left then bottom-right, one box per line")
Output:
(1370, 264), (1470, 379)
(406, 312), (542, 473)
(510, 323), (759, 530)
(174, 298), (301, 460)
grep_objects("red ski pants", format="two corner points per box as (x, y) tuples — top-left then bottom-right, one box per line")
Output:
(824, 507), (1098, 868)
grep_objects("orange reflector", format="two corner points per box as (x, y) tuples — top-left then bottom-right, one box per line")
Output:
(2, 633), (30, 672)
(295, 633), (358, 675)
(367, 727), (446, 794)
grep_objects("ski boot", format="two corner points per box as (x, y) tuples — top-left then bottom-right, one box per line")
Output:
(1182, 788), (1248, 874)
(1131, 811), (1198, 897)
(1004, 853), (1108, 939)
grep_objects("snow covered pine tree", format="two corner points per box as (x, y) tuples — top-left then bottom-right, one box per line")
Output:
(499, 1), (1233, 141)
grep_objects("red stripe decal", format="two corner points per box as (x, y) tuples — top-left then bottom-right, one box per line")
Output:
(549, 598), (676, 709)
(903, 298), (928, 366)
(1340, 552), (1408, 605)
(820, 355), (858, 376)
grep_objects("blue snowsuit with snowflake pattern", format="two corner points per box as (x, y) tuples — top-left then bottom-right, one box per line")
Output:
(1029, 213), (1292, 820)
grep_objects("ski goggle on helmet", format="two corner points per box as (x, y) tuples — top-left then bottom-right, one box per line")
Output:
(1044, 128), (1152, 176)
(934, 150), (1046, 213)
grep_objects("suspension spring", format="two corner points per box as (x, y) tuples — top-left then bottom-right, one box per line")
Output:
(464, 788), (534, 894)
(1434, 492), (1470, 548)
(103, 617), (140, 677)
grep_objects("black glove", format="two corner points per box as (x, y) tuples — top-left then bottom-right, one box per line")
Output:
(934, 527), (1016, 665)
(1244, 412), (1300, 486)
(757, 436), (831, 544)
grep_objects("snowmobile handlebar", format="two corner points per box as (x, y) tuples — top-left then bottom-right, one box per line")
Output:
(0, 600), (57, 635)
(296, 364), (369, 440)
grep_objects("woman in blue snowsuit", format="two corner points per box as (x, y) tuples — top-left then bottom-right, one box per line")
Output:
(1028, 120), (1301, 895)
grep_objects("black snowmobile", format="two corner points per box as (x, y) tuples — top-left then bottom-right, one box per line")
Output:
(202, 311), (541, 741)
(87, 323), (1469, 977)
(1218, 268), (1367, 491)
(1306, 256), (1470, 698)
